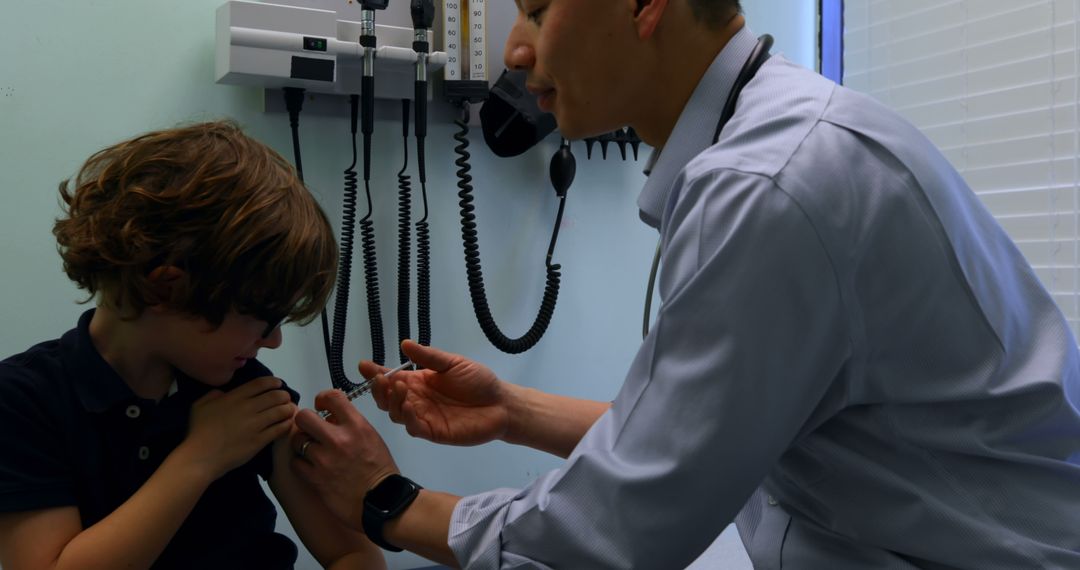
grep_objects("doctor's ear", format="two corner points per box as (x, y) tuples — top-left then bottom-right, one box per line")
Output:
(632, 0), (670, 40)
(146, 265), (187, 309)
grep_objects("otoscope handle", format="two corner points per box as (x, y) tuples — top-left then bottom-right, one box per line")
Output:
(362, 78), (375, 135)
(414, 81), (428, 139)
(411, 0), (436, 29)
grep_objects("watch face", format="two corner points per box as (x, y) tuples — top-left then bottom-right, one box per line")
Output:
(366, 474), (420, 515)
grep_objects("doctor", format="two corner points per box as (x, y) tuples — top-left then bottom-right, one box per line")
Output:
(293, 0), (1080, 567)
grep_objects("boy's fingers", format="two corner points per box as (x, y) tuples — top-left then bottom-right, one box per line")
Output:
(244, 388), (293, 413)
(258, 403), (296, 428)
(231, 376), (284, 398)
(197, 389), (225, 403)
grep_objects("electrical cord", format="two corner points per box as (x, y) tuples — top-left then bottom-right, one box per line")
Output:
(642, 35), (773, 340)
(327, 95), (364, 391)
(359, 74), (386, 367)
(643, 240), (660, 339)
(282, 87), (333, 370)
(411, 0), (435, 352)
(415, 126), (431, 349)
(453, 104), (564, 354)
(396, 100), (413, 365)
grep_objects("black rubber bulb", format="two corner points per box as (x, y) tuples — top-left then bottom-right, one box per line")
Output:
(550, 139), (576, 198)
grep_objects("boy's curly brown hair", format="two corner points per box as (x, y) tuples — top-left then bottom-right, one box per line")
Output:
(53, 120), (337, 327)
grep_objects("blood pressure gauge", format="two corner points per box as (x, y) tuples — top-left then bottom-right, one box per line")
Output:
(442, 0), (487, 82)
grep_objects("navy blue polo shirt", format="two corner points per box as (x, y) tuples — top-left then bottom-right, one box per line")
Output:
(0, 309), (301, 569)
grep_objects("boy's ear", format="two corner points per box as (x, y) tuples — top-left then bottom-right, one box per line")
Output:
(146, 265), (186, 309)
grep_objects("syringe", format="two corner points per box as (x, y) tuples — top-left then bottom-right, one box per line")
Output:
(319, 360), (414, 419)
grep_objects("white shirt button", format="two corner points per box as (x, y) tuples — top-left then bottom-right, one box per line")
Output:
(767, 495), (778, 506)
(138, 446), (150, 460)
(125, 405), (141, 419)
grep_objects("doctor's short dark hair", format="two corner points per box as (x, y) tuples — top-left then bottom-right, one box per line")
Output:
(53, 120), (338, 327)
(687, 0), (742, 28)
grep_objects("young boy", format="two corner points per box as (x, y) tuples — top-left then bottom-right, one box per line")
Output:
(0, 121), (385, 569)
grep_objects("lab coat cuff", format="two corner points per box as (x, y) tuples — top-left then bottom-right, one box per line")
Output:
(448, 487), (526, 569)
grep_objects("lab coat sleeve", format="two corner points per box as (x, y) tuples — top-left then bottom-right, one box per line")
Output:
(447, 169), (851, 569)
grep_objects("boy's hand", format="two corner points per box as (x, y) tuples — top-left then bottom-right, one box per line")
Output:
(180, 377), (296, 480)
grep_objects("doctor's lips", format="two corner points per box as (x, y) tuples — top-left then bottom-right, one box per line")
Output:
(527, 83), (556, 112)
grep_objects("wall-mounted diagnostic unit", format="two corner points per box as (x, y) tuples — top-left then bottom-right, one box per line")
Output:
(215, 0), (448, 100)
(213, 0), (578, 366)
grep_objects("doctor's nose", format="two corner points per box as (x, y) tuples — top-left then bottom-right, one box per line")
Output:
(504, 24), (535, 71)
(505, 45), (535, 71)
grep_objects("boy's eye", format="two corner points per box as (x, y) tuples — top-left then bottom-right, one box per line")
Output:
(260, 314), (285, 338)
(526, 4), (548, 24)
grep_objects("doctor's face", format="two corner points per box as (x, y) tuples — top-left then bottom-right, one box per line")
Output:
(506, 0), (642, 140)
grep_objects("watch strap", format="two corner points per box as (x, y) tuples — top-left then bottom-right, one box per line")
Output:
(362, 474), (422, 552)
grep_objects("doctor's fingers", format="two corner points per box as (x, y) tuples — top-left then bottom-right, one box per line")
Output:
(399, 395), (434, 440)
(386, 380), (409, 424)
(358, 359), (390, 382)
(371, 373), (393, 411)
(294, 407), (382, 457)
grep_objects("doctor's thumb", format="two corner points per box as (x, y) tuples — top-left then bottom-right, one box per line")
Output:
(401, 339), (458, 373)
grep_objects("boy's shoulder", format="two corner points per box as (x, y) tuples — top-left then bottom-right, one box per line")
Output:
(0, 327), (92, 440)
(0, 336), (71, 401)
(0, 311), (123, 419)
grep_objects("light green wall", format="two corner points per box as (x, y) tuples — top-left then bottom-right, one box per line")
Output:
(1, 2), (816, 568)
(0, 3), (654, 568)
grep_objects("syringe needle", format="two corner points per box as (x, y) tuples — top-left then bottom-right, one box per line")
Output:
(318, 360), (414, 419)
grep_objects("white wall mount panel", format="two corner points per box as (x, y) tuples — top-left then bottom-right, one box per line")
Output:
(216, 1), (447, 100)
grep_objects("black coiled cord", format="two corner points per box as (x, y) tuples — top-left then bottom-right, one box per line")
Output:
(359, 176), (385, 367)
(359, 75), (386, 368)
(415, 75), (432, 350)
(396, 100), (412, 365)
(282, 87), (333, 369)
(453, 106), (563, 354)
(416, 157), (431, 349)
(329, 95), (363, 391)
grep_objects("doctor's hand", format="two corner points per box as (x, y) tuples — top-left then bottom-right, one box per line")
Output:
(361, 340), (514, 447)
(291, 390), (399, 532)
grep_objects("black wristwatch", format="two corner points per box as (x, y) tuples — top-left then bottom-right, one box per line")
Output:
(362, 474), (423, 552)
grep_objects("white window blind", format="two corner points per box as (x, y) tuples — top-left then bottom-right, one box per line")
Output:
(844, 0), (1080, 337)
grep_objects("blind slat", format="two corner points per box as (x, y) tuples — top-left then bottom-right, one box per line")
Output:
(845, 0), (1080, 319)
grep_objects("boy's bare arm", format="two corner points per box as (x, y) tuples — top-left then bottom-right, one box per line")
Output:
(270, 434), (387, 570)
(0, 378), (293, 570)
(0, 445), (216, 569)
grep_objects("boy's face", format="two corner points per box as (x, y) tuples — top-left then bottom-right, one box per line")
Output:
(158, 311), (284, 386)
(507, 0), (642, 139)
